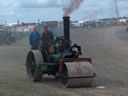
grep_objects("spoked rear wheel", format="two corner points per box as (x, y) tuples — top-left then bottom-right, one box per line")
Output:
(26, 50), (43, 82)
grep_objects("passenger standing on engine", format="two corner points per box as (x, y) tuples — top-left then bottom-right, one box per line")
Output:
(29, 27), (41, 50)
(41, 26), (54, 62)
(42, 26), (54, 45)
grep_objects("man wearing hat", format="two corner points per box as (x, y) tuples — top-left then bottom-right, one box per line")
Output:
(41, 26), (54, 62)
(42, 26), (54, 46)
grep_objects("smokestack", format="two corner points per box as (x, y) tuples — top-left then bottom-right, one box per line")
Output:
(63, 16), (70, 41)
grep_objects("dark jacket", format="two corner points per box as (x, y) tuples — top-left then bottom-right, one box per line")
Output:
(42, 31), (54, 44)
(29, 32), (41, 50)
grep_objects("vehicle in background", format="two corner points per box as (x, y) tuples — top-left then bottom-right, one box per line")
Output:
(0, 24), (16, 45)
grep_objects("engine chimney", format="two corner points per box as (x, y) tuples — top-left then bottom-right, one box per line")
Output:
(63, 16), (70, 41)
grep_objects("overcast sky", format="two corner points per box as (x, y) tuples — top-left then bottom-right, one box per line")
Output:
(0, 0), (128, 24)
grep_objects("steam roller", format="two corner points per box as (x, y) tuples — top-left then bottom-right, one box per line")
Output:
(26, 16), (96, 88)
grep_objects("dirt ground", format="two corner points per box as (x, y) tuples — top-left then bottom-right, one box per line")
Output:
(0, 26), (128, 96)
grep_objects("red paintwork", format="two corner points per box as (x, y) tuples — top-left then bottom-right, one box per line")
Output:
(63, 16), (70, 19)
(59, 58), (92, 73)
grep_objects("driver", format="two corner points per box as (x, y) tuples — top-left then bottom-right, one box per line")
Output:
(42, 26), (54, 45)
(41, 26), (54, 62)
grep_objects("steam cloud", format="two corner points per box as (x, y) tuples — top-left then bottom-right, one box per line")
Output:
(63, 0), (84, 16)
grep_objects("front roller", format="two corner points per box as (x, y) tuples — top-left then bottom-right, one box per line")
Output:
(59, 58), (96, 88)
(26, 50), (44, 82)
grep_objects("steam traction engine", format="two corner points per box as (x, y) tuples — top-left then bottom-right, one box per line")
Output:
(26, 17), (96, 88)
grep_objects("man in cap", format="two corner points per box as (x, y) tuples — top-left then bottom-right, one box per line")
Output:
(41, 26), (54, 62)
(29, 27), (41, 50)
(42, 26), (54, 44)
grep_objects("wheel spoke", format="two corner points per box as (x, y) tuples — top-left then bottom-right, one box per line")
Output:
(26, 51), (43, 82)
(30, 57), (36, 77)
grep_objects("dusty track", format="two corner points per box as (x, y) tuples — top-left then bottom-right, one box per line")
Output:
(0, 26), (128, 96)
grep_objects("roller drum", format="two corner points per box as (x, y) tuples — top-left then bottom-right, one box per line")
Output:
(59, 61), (95, 88)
